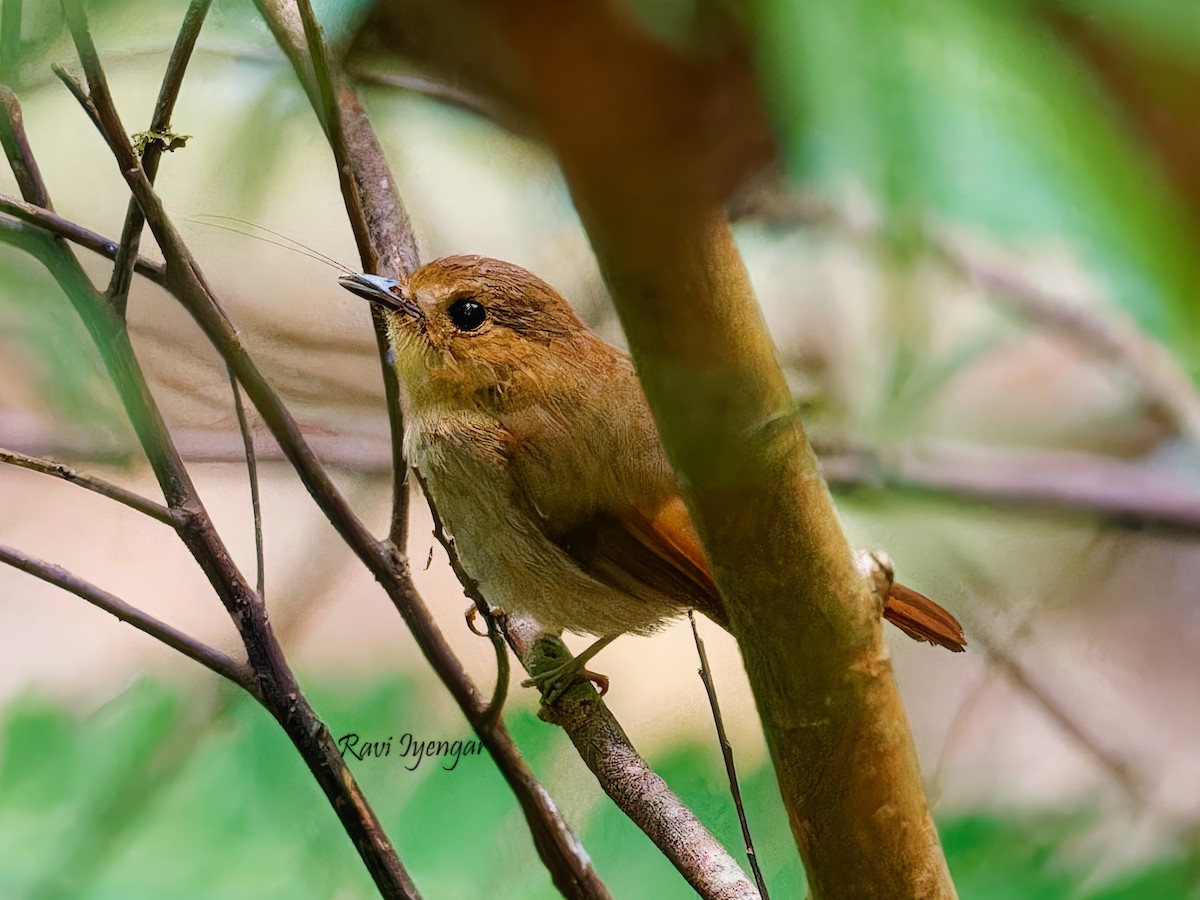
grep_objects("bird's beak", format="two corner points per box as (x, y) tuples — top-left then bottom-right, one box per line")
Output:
(338, 273), (424, 321)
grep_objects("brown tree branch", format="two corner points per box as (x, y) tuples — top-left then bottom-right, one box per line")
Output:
(0, 446), (174, 525)
(254, 4), (614, 894)
(689, 611), (769, 898)
(0, 192), (167, 283)
(42, 5), (421, 894)
(0, 84), (50, 207)
(41, 9), (605, 896)
(106, 0), (212, 310)
(228, 369), (266, 600)
(508, 618), (763, 900)
(0, 542), (255, 691)
(256, 0), (415, 548)
(733, 187), (1200, 451)
(476, 3), (954, 895)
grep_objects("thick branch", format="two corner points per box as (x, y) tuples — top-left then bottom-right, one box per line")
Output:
(0, 542), (255, 691)
(483, 4), (955, 895)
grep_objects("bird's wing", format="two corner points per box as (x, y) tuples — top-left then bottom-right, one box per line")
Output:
(553, 495), (729, 627)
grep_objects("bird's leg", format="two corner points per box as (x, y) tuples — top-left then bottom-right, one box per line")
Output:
(464, 603), (506, 637)
(522, 634), (616, 703)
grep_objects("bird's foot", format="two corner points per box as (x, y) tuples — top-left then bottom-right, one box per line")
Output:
(522, 661), (609, 703)
(522, 634), (617, 703)
(464, 603), (506, 637)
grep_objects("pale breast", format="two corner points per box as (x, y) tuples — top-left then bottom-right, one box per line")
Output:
(405, 408), (684, 636)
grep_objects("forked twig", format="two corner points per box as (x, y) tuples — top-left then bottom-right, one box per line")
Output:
(0, 542), (254, 690)
(107, 0), (212, 310)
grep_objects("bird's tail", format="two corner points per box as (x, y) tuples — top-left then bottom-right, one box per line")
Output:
(884, 583), (967, 652)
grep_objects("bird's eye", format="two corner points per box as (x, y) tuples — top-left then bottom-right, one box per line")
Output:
(448, 298), (487, 332)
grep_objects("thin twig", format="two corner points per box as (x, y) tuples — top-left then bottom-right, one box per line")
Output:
(689, 611), (770, 899)
(0, 193), (166, 283)
(0, 542), (255, 691)
(0, 446), (174, 525)
(973, 625), (1145, 808)
(246, 5), (610, 894)
(417, 468), (512, 727)
(287, 0), (415, 548)
(349, 68), (526, 135)
(229, 368), (265, 600)
(937, 237), (1200, 450)
(56, 7), (591, 895)
(0, 85), (50, 207)
(107, 0), (212, 310)
(50, 62), (105, 146)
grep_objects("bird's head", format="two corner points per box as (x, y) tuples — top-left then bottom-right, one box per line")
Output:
(339, 255), (597, 410)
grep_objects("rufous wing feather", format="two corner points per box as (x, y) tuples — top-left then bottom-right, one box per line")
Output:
(555, 496), (729, 628)
(556, 491), (965, 651)
(883, 582), (967, 652)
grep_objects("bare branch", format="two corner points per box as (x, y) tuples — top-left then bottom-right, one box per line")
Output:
(349, 68), (525, 135)
(733, 187), (1200, 451)
(939, 235), (1200, 449)
(0, 542), (255, 691)
(505, 616), (760, 900)
(689, 612), (769, 898)
(107, 0), (212, 309)
(0, 446), (174, 525)
(0, 192), (167, 283)
(228, 369), (265, 600)
(0, 85), (51, 207)
(52, 7), (598, 895)
(266, 0), (417, 547)
(972, 623), (1145, 808)
(481, 6), (953, 893)
(421, 467), (754, 898)
(821, 440), (1200, 533)
(50, 5), (420, 893)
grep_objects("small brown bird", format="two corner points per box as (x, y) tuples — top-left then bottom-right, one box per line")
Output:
(340, 256), (965, 689)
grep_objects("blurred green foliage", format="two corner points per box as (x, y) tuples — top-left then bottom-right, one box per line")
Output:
(755, 0), (1200, 370)
(0, 677), (1194, 898)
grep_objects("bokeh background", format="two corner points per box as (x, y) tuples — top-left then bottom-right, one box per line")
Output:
(2, 0), (1199, 896)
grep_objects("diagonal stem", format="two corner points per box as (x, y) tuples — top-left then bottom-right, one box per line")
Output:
(0, 542), (255, 691)
(106, 0), (212, 310)
(0, 446), (174, 525)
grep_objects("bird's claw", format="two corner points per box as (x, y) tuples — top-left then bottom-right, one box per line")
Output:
(522, 662), (609, 704)
(464, 604), (506, 637)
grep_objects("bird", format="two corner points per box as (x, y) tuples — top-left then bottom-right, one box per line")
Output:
(339, 256), (966, 693)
